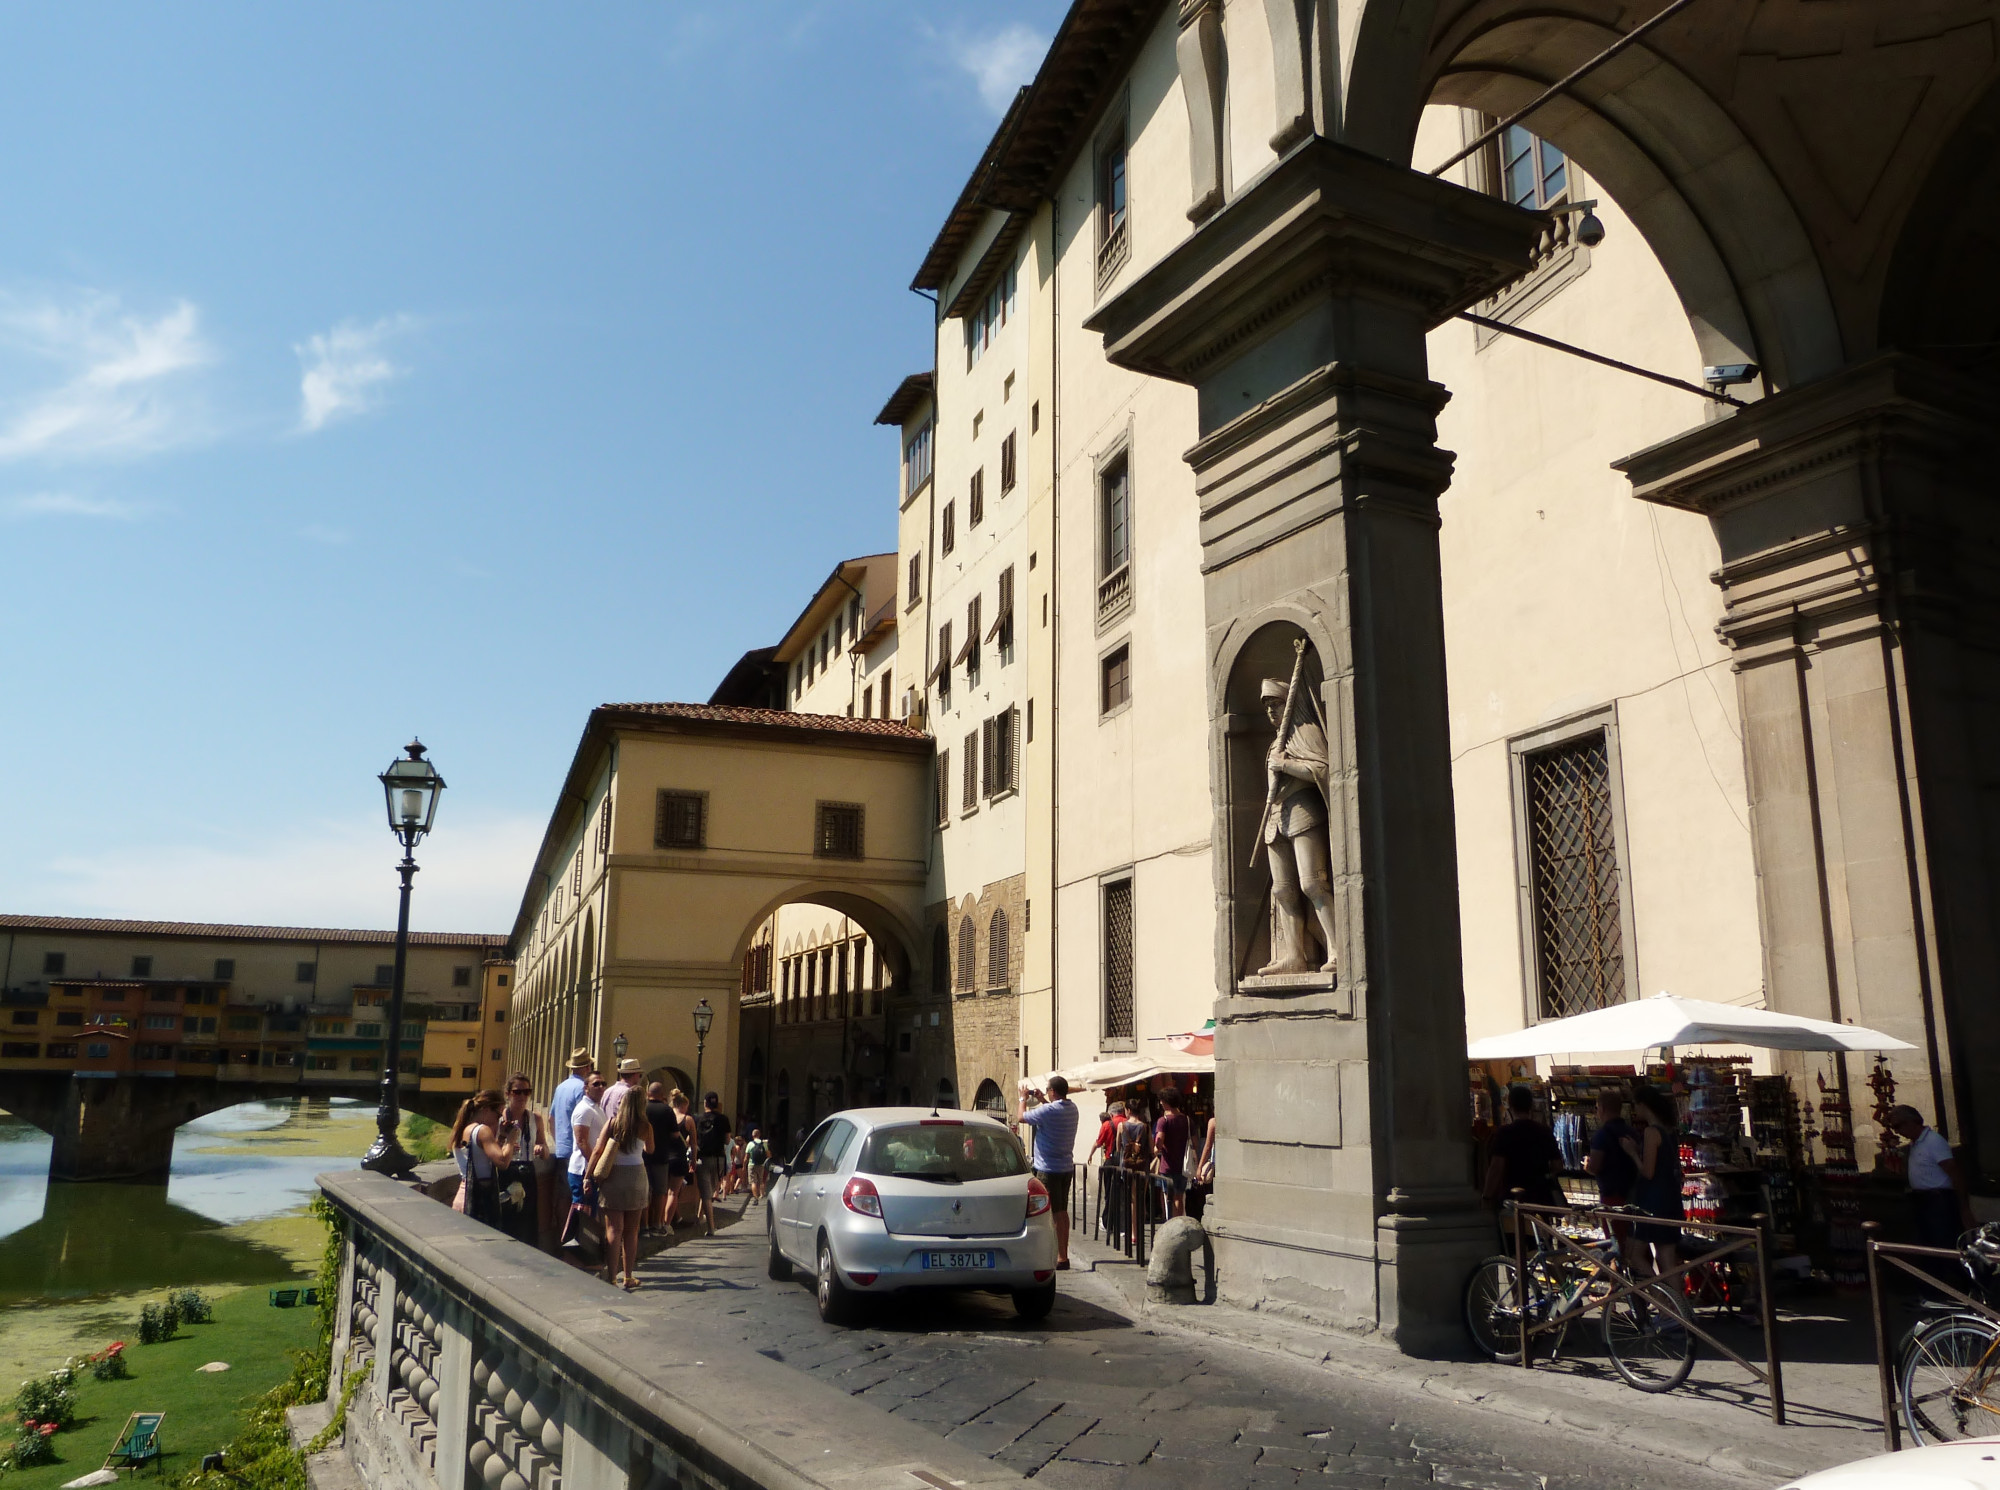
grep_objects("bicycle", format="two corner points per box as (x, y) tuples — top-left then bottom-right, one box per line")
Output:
(1464, 1206), (1696, 1393)
(1898, 1224), (2000, 1444)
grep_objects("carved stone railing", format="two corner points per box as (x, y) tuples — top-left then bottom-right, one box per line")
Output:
(318, 1170), (1021, 1490)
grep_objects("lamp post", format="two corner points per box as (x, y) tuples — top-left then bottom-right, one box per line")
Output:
(612, 1031), (629, 1063)
(691, 999), (713, 1104)
(361, 739), (446, 1179)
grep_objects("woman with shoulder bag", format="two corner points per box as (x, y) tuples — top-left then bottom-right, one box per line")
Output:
(450, 1090), (517, 1229)
(497, 1074), (548, 1246)
(595, 1090), (654, 1290)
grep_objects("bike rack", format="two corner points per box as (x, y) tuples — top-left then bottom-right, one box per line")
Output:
(1862, 1224), (1999, 1450)
(1506, 1199), (1788, 1424)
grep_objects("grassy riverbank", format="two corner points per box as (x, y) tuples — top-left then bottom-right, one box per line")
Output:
(0, 1285), (318, 1488)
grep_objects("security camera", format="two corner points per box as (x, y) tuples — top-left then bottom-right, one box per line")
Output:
(1702, 363), (1760, 387)
(1564, 200), (1605, 247)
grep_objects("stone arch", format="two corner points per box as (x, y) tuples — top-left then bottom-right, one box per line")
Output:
(727, 884), (918, 989)
(973, 1078), (1007, 1114)
(1880, 75), (2000, 377)
(936, 1075), (959, 1110)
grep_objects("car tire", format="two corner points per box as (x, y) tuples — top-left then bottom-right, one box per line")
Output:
(816, 1236), (857, 1325)
(766, 1221), (790, 1282)
(1013, 1281), (1057, 1321)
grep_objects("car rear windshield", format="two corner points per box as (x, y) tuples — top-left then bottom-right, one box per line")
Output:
(858, 1122), (1027, 1182)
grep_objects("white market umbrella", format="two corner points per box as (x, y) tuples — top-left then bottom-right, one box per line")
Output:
(1467, 991), (1916, 1060)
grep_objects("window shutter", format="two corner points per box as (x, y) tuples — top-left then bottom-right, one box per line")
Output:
(962, 732), (979, 811)
(981, 717), (995, 798)
(936, 751), (950, 826)
(1006, 706), (1020, 792)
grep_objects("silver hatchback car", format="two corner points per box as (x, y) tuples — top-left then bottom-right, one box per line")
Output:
(766, 1107), (1060, 1324)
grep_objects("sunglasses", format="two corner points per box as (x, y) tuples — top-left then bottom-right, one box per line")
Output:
(588, 1080), (607, 1090)
(508, 1088), (531, 1096)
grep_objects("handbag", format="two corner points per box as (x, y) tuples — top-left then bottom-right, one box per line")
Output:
(589, 1135), (620, 1182)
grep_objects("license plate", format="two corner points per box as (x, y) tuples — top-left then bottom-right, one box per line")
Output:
(921, 1250), (996, 1270)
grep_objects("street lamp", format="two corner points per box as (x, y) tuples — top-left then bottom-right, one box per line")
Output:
(691, 999), (713, 1105)
(361, 739), (446, 1179)
(612, 1031), (628, 1062)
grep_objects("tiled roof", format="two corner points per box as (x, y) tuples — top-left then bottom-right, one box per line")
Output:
(600, 701), (927, 741)
(0, 914), (507, 949)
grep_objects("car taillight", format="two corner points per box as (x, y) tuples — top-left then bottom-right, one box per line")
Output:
(842, 1176), (883, 1218)
(1034, 1269), (1055, 1283)
(849, 1272), (878, 1286)
(1026, 1176), (1051, 1217)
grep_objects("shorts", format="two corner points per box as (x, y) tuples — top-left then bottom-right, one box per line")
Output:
(697, 1156), (726, 1199)
(1154, 1173), (1186, 1196)
(566, 1171), (597, 1214)
(1033, 1169), (1073, 1215)
(647, 1162), (672, 1198)
(1598, 1192), (1632, 1241)
(667, 1156), (690, 1181)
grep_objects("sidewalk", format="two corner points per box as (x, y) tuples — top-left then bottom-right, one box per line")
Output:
(1068, 1229), (1889, 1485)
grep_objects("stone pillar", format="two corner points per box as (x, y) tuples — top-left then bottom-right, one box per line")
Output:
(50, 1077), (187, 1182)
(1617, 355), (2000, 1175)
(1087, 138), (1542, 1350)
(1177, 0), (1226, 225)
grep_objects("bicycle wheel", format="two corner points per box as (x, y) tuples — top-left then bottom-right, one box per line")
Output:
(1464, 1256), (1530, 1361)
(1903, 1314), (2000, 1445)
(1602, 1280), (1695, 1392)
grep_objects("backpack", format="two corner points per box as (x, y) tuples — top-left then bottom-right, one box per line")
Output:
(1119, 1121), (1149, 1172)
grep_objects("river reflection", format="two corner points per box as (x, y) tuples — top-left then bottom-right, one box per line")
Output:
(0, 1099), (374, 1305)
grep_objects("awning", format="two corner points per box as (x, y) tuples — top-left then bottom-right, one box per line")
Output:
(1037, 1051), (1215, 1091)
(1156, 1020), (1214, 1057)
(1467, 990), (1917, 1060)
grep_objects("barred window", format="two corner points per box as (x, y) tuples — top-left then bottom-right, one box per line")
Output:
(1523, 730), (1626, 1018)
(815, 801), (865, 860)
(656, 790), (707, 850)
(1103, 879), (1134, 1041)
(956, 915), (976, 992)
(988, 909), (1011, 990)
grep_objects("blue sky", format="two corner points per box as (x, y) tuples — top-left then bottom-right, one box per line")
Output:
(0, 5), (1062, 934)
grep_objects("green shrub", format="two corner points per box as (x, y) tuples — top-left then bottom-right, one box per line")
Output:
(139, 1301), (177, 1344)
(170, 1288), (214, 1324)
(13, 1364), (78, 1428)
(5, 1417), (60, 1469)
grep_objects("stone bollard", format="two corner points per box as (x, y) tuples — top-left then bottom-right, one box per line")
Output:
(1146, 1217), (1214, 1305)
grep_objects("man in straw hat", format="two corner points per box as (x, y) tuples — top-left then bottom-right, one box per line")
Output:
(551, 1047), (594, 1168)
(1257, 672), (1337, 976)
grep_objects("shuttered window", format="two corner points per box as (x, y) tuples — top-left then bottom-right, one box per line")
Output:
(982, 708), (1019, 798)
(988, 909), (1011, 990)
(962, 731), (980, 812)
(956, 915), (977, 992)
(1524, 730), (1625, 1018)
(1000, 431), (1017, 493)
(969, 467), (985, 528)
(936, 750), (951, 826)
(1103, 879), (1134, 1041)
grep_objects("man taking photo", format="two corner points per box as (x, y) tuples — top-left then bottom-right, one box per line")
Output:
(1019, 1075), (1079, 1271)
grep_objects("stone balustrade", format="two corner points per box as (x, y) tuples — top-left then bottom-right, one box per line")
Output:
(317, 1170), (1022, 1490)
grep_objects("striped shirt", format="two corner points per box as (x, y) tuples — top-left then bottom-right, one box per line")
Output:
(1022, 1098), (1080, 1174)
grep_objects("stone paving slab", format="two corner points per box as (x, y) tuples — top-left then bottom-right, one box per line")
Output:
(620, 1194), (1867, 1488)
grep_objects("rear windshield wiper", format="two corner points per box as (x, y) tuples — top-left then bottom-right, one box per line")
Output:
(904, 1170), (963, 1184)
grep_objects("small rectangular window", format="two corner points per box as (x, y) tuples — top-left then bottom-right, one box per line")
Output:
(942, 500), (956, 555)
(452, 966), (472, 988)
(373, 964), (394, 987)
(1103, 878), (1135, 1042)
(969, 468), (985, 528)
(214, 958), (235, 981)
(904, 420), (933, 495)
(1000, 432), (1017, 493)
(42, 952), (65, 976)
(815, 802), (865, 860)
(1101, 645), (1132, 714)
(131, 955), (152, 977)
(907, 551), (922, 608)
(655, 790), (708, 850)
(597, 796), (612, 856)
(296, 962), (316, 984)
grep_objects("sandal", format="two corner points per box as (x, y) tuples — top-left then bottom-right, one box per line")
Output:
(622, 1279), (641, 1292)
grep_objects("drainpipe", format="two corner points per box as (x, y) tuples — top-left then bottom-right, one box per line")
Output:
(1047, 194), (1062, 1070)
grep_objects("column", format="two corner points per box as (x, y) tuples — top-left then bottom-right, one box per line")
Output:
(1088, 137), (1543, 1350)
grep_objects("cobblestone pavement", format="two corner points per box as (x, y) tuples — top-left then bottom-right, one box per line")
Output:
(628, 1201), (1756, 1490)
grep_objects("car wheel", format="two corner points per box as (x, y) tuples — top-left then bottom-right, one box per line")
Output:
(1013, 1281), (1057, 1321)
(816, 1236), (857, 1325)
(766, 1220), (790, 1282)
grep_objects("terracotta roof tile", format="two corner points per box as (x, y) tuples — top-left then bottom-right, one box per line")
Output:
(601, 700), (928, 740)
(0, 914), (507, 949)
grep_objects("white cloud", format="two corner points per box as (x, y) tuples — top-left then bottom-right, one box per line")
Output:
(33, 813), (543, 935)
(300, 523), (350, 545)
(296, 315), (413, 433)
(0, 294), (211, 462)
(5, 491), (145, 519)
(950, 24), (1049, 113)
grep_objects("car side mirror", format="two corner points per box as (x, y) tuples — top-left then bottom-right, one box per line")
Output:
(768, 1162), (790, 1179)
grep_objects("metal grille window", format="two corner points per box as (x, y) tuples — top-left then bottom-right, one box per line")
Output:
(814, 801), (865, 860)
(957, 915), (977, 991)
(1103, 878), (1134, 1041)
(656, 790), (707, 850)
(1524, 731), (1625, 1018)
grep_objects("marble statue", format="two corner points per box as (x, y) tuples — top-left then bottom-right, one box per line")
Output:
(1256, 672), (1338, 976)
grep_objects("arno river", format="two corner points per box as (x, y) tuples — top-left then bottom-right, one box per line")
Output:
(0, 1098), (371, 1316)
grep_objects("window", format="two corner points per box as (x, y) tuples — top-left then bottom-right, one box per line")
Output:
(214, 958), (234, 981)
(597, 796), (612, 856)
(497, 974), (508, 988)
(988, 909), (1011, 990)
(991, 566), (1015, 660)
(934, 621), (952, 703)
(374, 964), (395, 987)
(1000, 432), (1017, 494)
(56, 1012), (82, 1027)
(46, 1041), (77, 1058)
(296, 962), (315, 984)
(1521, 728), (1628, 1019)
(936, 750), (951, 827)
(962, 732), (980, 813)
(942, 500), (956, 555)
(131, 955), (152, 977)
(1101, 645), (1132, 715)
(814, 801), (865, 860)
(964, 263), (1017, 367)
(655, 790), (707, 850)
(1500, 124), (1568, 209)
(969, 468), (984, 528)
(355, 1022), (382, 1038)
(961, 595), (981, 682)
(907, 551), (922, 609)
(1103, 878), (1135, 1043)
(956, 916), (976, 992)
(228, 1015), (259, 1032)
(11, 1010), (38, 1026)
(904, 420), (933, 496)
(1097, 124), (1129, 282)
(982, 708), (1019, 798)
(348, 1056), (373, 1072)
(1098, 452), (1132, 623)
(42, 953), (64, 976)
(100, 989), (126, 1003)
(453, 966), (472, 988)
(87, 1042), (112, 1061)
(145, 1014), (176, 1031)
(1031, 400), (1040, 433)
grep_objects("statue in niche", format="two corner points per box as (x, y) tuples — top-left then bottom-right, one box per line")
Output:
(1252, 653), (1338, 976)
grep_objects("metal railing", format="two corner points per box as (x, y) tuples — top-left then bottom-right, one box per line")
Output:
(1506, 1199), (1787, 1423)
(1863, 1223), (2000, 1450)
(1086, 1160), (1161, 1267)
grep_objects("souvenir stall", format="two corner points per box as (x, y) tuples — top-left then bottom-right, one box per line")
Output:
(1467, 992), (1916, 1279)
